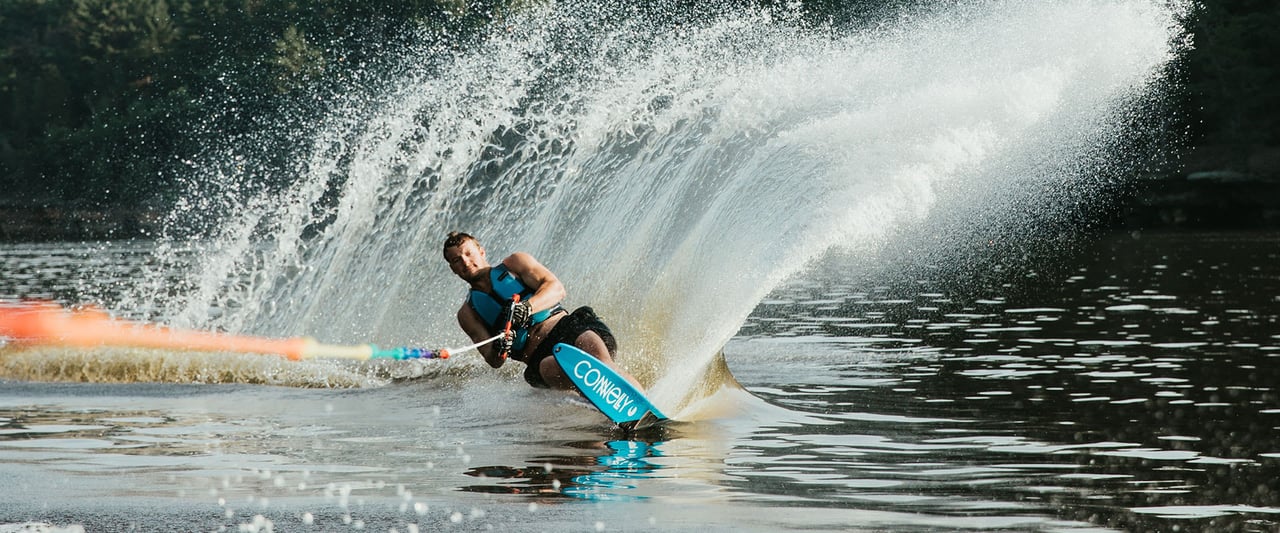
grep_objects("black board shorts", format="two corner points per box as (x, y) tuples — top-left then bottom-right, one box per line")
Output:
(523, 306), (617, 388)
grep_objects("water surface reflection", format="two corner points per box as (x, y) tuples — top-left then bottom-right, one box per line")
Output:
(462, 439), (667, 501)
(2, 232), (1278, 532)
(727, 231), (1280, 531)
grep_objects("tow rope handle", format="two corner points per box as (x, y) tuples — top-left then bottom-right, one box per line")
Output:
(500, 294), (520, 360)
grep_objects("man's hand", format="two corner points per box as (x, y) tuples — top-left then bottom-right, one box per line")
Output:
(495, 331), (514, 359)
(503, 300), (534, 329)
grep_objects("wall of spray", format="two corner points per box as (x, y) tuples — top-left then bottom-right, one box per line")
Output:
(130, 0), (1188, 406)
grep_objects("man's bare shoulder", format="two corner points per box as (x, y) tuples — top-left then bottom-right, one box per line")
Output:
(501, 251), (536, 266)
(501, 251), (545, 273)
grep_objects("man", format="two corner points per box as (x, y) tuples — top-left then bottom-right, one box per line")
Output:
(442, 232), (642, 390)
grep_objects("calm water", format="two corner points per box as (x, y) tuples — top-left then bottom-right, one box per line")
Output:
(2, 231), (1279, 532)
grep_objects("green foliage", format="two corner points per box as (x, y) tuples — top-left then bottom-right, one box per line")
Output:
(1184, 0), (1280, 146)
(0, 0), (508, 210)
(68, 0), (177, 60)
(0, 0), (1275, 218)
(271, 25), (325, 94)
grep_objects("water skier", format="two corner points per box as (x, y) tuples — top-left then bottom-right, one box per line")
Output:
(442, 232), (643, 391)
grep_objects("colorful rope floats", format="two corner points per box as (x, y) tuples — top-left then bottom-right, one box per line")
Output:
(0, 301), (496, 362)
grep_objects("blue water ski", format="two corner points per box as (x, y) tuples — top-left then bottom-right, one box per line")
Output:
(553, 343), (668, 429)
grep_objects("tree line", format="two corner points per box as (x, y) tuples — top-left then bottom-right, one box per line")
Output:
(0, 0), (516, 212)
(1182, 0), (1279, 148)
(1, 0), (1276, 215)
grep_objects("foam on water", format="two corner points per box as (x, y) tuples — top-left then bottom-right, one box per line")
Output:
(0, 346), (387, 388)
(106, 0), (1188, 409)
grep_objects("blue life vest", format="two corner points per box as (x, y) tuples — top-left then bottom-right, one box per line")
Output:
(468, 265), (561, 352)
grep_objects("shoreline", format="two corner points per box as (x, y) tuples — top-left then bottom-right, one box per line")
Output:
(3, 181), (1278, 242)
(3, 144), (1278, 242)
(0, 207), (164, 242)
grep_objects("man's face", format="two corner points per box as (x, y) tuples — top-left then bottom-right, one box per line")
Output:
(444, 240), (487, 283)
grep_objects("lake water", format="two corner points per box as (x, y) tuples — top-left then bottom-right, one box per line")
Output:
(0, 1), (1222, 530)
(2, 230), (1278, 532)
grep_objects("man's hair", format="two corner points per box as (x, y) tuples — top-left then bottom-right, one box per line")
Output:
(443, 231), (478, 256)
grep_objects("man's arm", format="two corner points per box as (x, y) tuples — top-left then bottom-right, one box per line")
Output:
(501, 252), (566, 314)
(458, 304), (505, 368)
